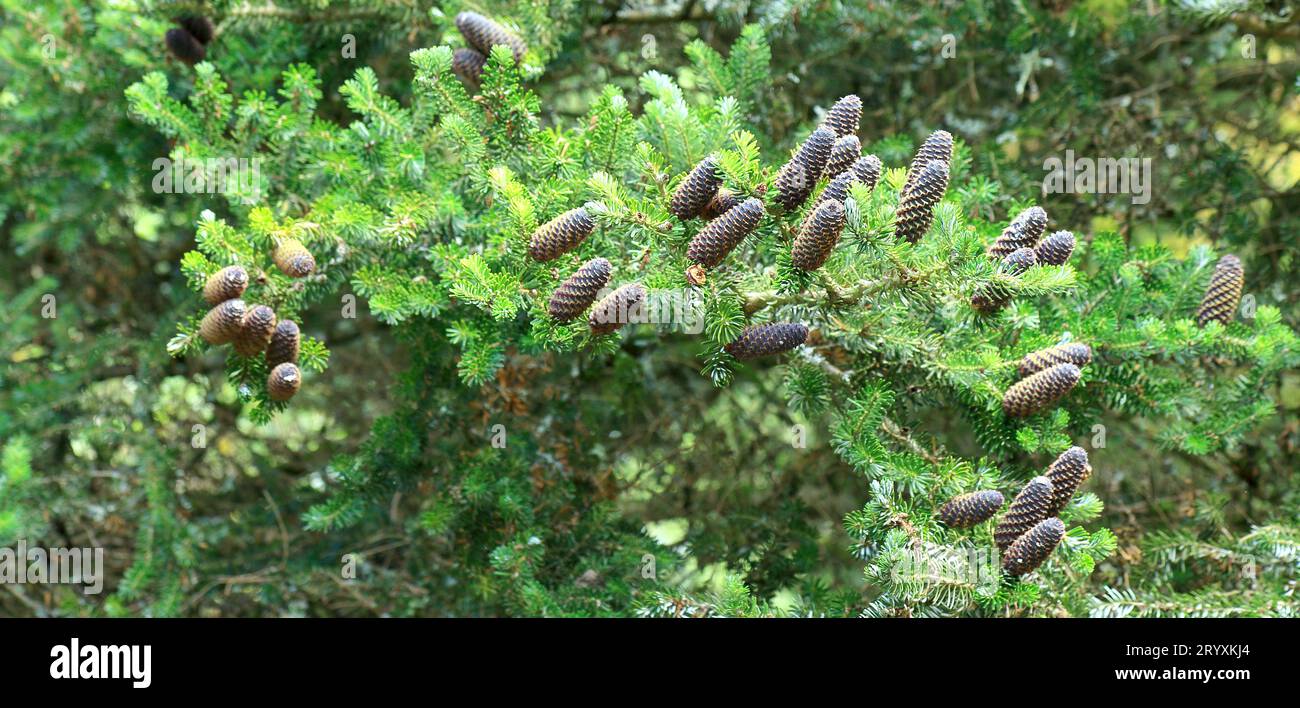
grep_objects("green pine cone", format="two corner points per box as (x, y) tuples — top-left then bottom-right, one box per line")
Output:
(198, 299), (246, 345)
(455, 11), (527, 62)
(825, 136), (861, 179)
(202, 265), (249, 305)
(774, 127), (836, 211)
(902, 130), (953, 196)
(1034, 230), (1075, 266)
(987, 206), (1048, 259)
(994, 476), (1055, 552)
(724, 323), (809, 360)
(893, 159), (949, 243)
(1044, 446), (1092, 515)
(936, 490), (1005, 528)
(266, 320), (301, 368)
(686, 197), (764, 267)
(234, 305), (278, 357)
(700, 188), (741, 221)
(165, 28), (205, 65)
(1196, 254), (1244, 327)
(589, 283), (647, 335)
(548, 257), (613, 322)
(822, 94), (862, 138)
(1018, 342), (1092, 377)
(267, 362), (302, 402)
(1002, 362), (1082, 418)
(792, 199), (846, 271)
(452, 48), (487, 84)
(529, 207), (595, 262)
(669, 156), (724, 220)
(972, 247), (1037, 313)
(1002, 517), (1066, 576)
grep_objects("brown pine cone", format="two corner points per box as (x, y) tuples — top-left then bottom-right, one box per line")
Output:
(1018, 342), (1091, 377)
(893, 159), (949, 243)
(987, 206), (1048, 259)
(700, 188), (741, 221)
(165, 28), (205, 65)
(1034, 230), (1075, 266)
(724, 323), (809, 360)
(1002, 517), (1066, 576)
(202, 265), (249, 305)
(272, 238), (316, 278)
(233, 305), (277, 357)
(822, 95), (862, 138)
(198, 299), (246, 345)
(548, 257), (613, 322)
(825, 136), (861, 179)
(936, 490), (1005, 528)
(589, 283), (647, 335)
(267, 363), (302, 402)
(1044, 446), (1091, 515)
(792, 200), (846, 271)
(455, 11), (527, 62)
(686, 197), (764, 267)
(1002, 363), (1081, 418)
(972, 247), (1037, 313)
(774, 127), (836, 211)
(994, 476), (1055, 552)
(178, 16), (214, 45)
(452, 48), (487, 84)
(1195, 254), (1244, 327)
(266, 320), (301, 368)
(815, 154), (882, 208)
(529, 207), (595, 262)
(669, 156), (724, 221)
(902, 130), (953, 196)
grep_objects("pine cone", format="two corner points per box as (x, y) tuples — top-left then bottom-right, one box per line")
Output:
(724, 323), (808, 360)
(686, 197), (764, 267)
(700, 188), (741, 221)
(669, 156), (723, 220)
(202, 265), (248, 305)
(272, 238), (316, 278)
(893, 159), (949, 243)
(548, 257), (613, 322)
(178, 16), (214, 45)
(1044, 446), (1091, 515)
(1034, 230), (1075, 266)
(902, 130), (953, 196)
(1002, 363), (1081, 418)
(792, 199), (846, 271)
(198, 299), (246, 345)
(972, 247), (1037, 313)
(529, 207), (595, 262)
(1018, 342), (1091, 377)
(825, 136), (861, 179)
(774, 127), (835, 211)
(267, 363), (302, 402)
(1196, 254), (1244, 327)
(987, 206), (1048, 259)
(452, 48), (487, 84)
(455, 11), (527, 62)
(822, 95), (862, 138)
(1002, 517), (1066, 576)
(233, 305), (277, 357)
(266, 320), (301, 368)
(815, 154), (882, 208)
(994, 476), (1055, 552)
(936, 490), (1005, 528)
(165, 28), (205, 65)
(589, 283), (647, 335)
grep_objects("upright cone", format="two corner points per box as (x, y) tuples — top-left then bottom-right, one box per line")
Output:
(202, 266), (249, 305)
(902, 130), (953, 196)
(529, 207), (595, 262)
(724, 323), (808, 360)
(669, 156), (724, 221)
(893, 159), (949, 243)
(548, 258), (613, 322)
(972, 247), (1037, 313)
(452, 48), (487, 84)
(1044, 446), (1091, 515)
(234, 305), (277, 357)
(1034, 230), (1075, 266)
(825, 136), (861, 178)
(1002, 363), (1081, 418)
(1196, 254), (1244, 327)
(774, 128), (835, 211)
(686, 197), (764, 268)
(1002, 517), (1066, 576)
(455, 11), (527, 62)
(178, 16), (214, 45)
(936, 490), (1005, 528)
(815, 154), (882, 208)
(822, 95), (862, 138)
(792, 199), (846, 271)
(994, 476), (1055, 552)
(987, 206), (1048, 259)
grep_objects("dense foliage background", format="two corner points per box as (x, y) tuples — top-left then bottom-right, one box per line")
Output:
(2, 0), (1297, 617)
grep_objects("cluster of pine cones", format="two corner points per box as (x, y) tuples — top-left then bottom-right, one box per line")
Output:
(973, 206), (1076, 314)
(937, 446), (1093, 576)
(165, 15), (215, 66)
(451, 12), (527, 85)
(196, 238), (316, 402)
